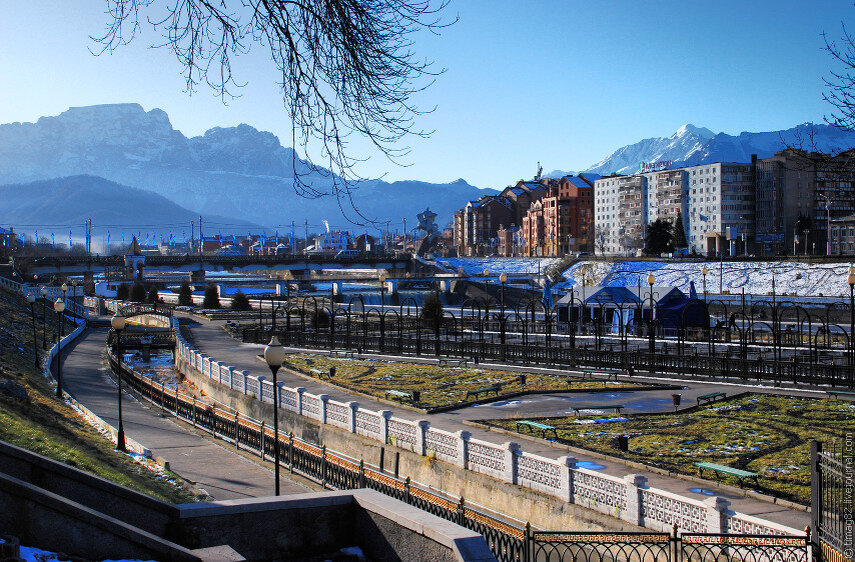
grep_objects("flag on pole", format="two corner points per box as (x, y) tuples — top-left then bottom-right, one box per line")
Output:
(51, 233), (55, 249)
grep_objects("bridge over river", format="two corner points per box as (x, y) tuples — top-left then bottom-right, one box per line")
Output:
(14, 252), (414, 277)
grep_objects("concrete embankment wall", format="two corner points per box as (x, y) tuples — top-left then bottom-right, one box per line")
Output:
(175, 355), (637, 533)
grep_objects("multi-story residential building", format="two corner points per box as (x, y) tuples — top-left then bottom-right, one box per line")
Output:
(499, 180), (552, 226)
(452, 195), (515, 256)
(829, 214), (855, 255)
(683, 162), (754, 255)
(753, 149), (855, 255)
(594, 174), (646, 255)
(520, 175), (597, 256)
(496, 224), (521, 256)
(754, 150), (815, 255)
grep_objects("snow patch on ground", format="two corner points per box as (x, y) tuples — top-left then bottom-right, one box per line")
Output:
(561, 260), (855, 297)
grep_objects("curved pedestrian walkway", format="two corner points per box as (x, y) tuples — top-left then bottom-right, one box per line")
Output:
(59, 327), (314, 500)
(181, 314), (811, 531)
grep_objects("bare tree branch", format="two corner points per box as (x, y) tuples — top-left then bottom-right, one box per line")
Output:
(91, 0), (454, 225)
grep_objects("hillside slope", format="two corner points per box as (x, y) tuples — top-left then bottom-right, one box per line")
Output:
(0, 285), (197, 503)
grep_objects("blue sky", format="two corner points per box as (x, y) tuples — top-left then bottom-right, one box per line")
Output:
(0, 1), (851, 188)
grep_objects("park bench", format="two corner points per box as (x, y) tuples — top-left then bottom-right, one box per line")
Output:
(438, 358), (469, 368)
(695, 462), (759, 488)
(328, 350), (355, 359)
(582, 368), (620, 382)
(465, 384), (503, 400)
(826, 390), (855, 401)
(385, 389), (419, 403)
(697, 392), (727, 406)
(515, 420), (559, 440)
(571, 405), (624, 417)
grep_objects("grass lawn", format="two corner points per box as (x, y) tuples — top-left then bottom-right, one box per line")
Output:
(281, 353), (649, 408)
(480, 393), (853, 504)
(0, 286), (200, 504)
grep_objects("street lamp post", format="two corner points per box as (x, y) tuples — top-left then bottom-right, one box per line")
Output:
(111, 314), (127, 451)
(40, 285), (48, 349)
(27, 293), (38, 368)
(647, 273), (656, 354)
(499, 273), (507, 351)
(701, 266), (708, 303)
(54, 298), (65, 397)
(264, 336), (287, 496)
(61, 282), (68, 311)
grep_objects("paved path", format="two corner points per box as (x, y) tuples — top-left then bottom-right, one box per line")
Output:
(59, 328), (314, 500)
(181, 314), (812, 530)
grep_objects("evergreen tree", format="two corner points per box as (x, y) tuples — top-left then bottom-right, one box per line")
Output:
(178, 281), (193, 306)
(147, 287), (160, 303)
(116, 282), (130, 301)
(672, 213), (688, 249)
(231, 291), (252, 311)
(130, 282), (147, 303)
(421, 292), (444, 332)
(202, 284), (221, 309)
(644, 219), (673, 255)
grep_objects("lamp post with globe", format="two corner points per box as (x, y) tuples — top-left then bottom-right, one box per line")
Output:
(647, 273), (656, 354)
(54, 298), (65, 398)
(27, 293), (38, 368)
(264, 336), (287, 496)
(111, 314), (127, 451)
(40, 285), (48, 349)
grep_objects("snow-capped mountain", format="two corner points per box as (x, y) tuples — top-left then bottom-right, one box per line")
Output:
(581, 122), (855, 176)
(0, 104), (490, 227)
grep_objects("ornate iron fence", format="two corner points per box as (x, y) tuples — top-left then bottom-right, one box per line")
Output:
(812, 440), (852, 562)
(241, 325), (855, 390)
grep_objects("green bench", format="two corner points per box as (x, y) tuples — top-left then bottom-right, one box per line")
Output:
(438, 358), (469, 368)
(827, 390), (855, 401)
(697, 392), (727, 406)
(515, 420), (558, 440)
(328, 350), (355, 358)
(571, 404), (624, 417)
(385, 389), (414, 403)
(465, 384), (502, 400)
(695, 462), (759, 488)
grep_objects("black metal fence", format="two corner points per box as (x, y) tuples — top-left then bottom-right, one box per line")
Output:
(108, 349), (816, 562)
(812, 440), (852, 562)
(241, 325), (855, 390)
(531, 531), (811, 562)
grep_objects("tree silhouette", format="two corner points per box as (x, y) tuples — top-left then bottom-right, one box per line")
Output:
(672, 213), (688, 249)
(202, 284), (221, 309)
(178, 281), (193, 306)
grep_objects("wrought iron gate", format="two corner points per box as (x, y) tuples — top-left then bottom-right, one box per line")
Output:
(812, 440), (852, 562)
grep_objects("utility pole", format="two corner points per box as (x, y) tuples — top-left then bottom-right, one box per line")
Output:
(402, 218), (407, 249)
(191, 221), (195, 254)
(199, 215), (203, 254)
(304, 220), (309, 255)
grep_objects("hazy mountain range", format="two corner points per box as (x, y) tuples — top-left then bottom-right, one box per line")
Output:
(0, 104), (490, 230)
(2, 104), (855, 234)
(0, 175), (258, 239)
